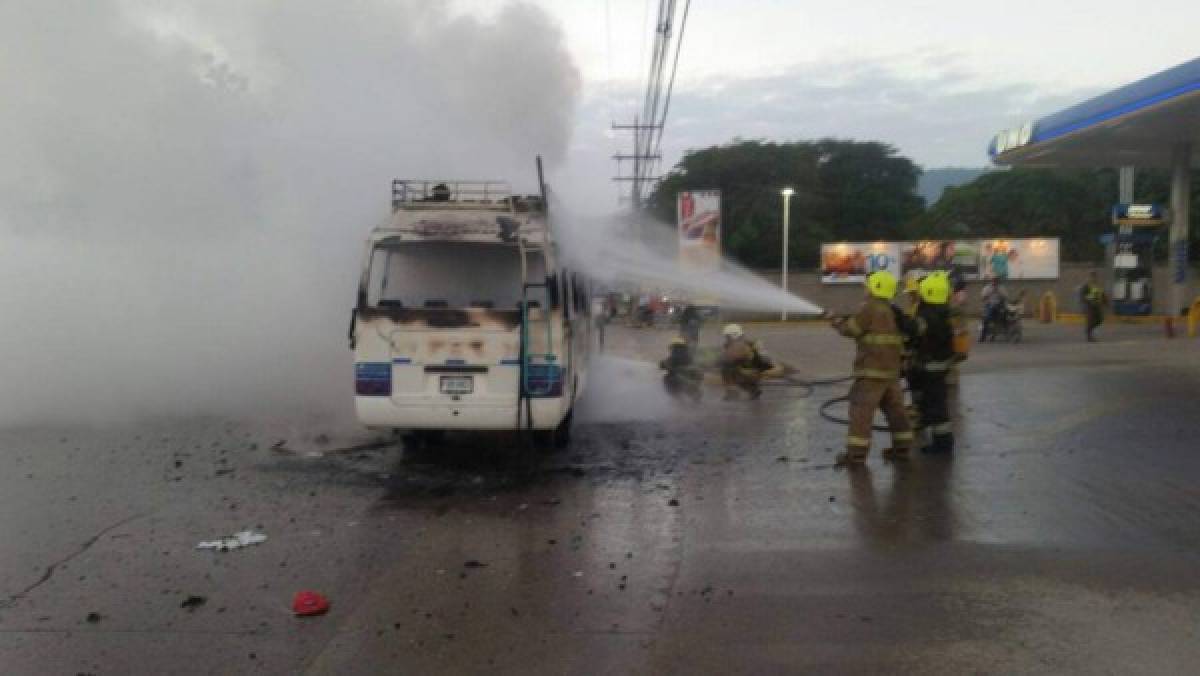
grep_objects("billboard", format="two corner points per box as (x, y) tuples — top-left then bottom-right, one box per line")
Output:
(820, 242), (900, 283)
(900, 240), (981, 280)
(979, 238), (1059, 280)
(822, 238), (1059, 283)
(677, 190), (722, 271)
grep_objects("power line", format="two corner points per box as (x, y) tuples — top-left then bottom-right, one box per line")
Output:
(612, 0), (690, 209)
(650, 0), (690, 165)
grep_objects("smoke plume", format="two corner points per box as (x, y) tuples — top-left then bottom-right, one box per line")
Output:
(0, 0), (580, 426)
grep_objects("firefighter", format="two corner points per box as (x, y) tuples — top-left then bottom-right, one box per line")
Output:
(719, 324), (765, 400)
(660, 337), (703, 401)
(900, 274), (923, 425)
(912, 271), (955, 454)
(678, 303), (703, 356)
(902, 274), (922, 317)
(830, 271), (914, 466)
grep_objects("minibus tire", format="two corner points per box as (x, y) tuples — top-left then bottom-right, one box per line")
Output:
(535, 410), (573, 451)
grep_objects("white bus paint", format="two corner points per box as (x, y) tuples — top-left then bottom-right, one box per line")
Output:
(350, 181), (591, 444)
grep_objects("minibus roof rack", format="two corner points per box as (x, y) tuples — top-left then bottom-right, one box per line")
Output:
(391, 180), (545, 213)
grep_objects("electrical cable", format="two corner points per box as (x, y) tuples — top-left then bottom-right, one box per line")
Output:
(648, 0), (689, 166)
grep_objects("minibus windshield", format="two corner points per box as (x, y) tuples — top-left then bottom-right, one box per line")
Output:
(366, 240), (537, 310)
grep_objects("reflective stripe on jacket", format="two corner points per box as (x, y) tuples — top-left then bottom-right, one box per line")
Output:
(836, 297), (904, 380)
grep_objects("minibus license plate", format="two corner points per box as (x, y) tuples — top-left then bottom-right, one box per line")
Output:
(440, 376), (473, 394)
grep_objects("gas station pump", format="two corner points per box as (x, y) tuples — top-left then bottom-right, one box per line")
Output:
(1105, 204), (1168, 316)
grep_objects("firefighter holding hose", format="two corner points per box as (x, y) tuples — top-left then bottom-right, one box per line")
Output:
(911, 271), (955, 454)
(829, 270), (914, 467)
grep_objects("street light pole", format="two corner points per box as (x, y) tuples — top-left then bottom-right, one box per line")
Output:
(780, 188), (795, 321)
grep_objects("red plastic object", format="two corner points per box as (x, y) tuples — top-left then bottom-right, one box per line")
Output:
(292, 591), (330, 616)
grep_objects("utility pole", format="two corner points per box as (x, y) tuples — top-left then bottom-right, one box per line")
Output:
(610, 0), (690, 211)
(780, 188), (794, 321)
(610, 118), (663, 209)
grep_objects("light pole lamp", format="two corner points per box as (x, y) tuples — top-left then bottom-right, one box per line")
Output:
(780, 187), (795, 321)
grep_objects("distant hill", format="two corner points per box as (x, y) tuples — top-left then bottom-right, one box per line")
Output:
(918, 167), (992, 206)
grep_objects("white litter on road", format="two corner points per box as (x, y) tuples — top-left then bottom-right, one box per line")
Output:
(196, 530), (268, 551)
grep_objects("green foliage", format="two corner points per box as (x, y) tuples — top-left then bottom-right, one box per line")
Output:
(646, 139), (924, 268)
(914, 168), (1200, 261)
(648, 139), (1200, 267)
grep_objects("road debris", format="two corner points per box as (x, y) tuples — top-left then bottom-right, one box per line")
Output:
(181, 595), (207, 611)
(196, 530), (267, 552)
(85, 612), (103, 623)
(292, 591), (330, 617)
(463, 560), (488, 568)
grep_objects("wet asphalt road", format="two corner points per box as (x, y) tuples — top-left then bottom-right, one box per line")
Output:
(3, 321), (1200, 674)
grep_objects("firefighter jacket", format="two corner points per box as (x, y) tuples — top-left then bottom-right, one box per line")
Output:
(661, 344), (702, 381)
(715, 336), (753, 367)
(836, 297), (905, 380)
(914, 303), (955, 372)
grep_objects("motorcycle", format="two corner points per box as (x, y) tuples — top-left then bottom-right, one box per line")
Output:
(982, 300), (1023, 343)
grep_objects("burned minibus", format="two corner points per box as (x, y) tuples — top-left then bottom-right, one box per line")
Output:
(350, 179), (590, 446)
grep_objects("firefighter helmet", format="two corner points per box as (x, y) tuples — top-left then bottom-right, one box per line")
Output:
(865, 270), (898, 300)
(918, 271), (951, 305)
(722, 323), (744, 339)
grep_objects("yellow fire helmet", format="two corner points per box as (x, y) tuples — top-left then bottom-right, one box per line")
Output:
(865, 270), (898, 300)
(918, 271), (951, 305)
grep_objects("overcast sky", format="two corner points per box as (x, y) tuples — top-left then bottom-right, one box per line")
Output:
(456, 0), (1200, 206)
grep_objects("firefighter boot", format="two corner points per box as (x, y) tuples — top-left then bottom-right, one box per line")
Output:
(882, 446), (910, 461)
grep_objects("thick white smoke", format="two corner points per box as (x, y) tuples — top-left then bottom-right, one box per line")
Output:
(0, 1), (580, 426)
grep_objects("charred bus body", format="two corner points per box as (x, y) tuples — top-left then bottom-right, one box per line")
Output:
(350, 179), (590, 445)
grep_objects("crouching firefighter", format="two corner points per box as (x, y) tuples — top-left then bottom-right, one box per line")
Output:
(912, 272), (955, 454)
(660, 337), (704, 402)
(719, 324), (769, 400)
(830, 270), (914, 466)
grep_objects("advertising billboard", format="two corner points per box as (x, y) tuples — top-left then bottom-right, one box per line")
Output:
(677, 190), (722, 272)
(822, 238), (1059, 283)
(900, 240), (981, 280)
(820, 242), (900, 283)
(979, 238), (1059, 280)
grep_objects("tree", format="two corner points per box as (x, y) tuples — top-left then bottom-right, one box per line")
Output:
(647, 139), (924, 268)
(913, 168), (1200, 262)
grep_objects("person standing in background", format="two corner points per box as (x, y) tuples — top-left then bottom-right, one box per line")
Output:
(1081, 271), (1107, 342)
(988, 245), (1011, 281)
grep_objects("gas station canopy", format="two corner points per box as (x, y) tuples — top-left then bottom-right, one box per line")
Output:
(986, 56), (1200, 317)
(989, 57), (1200, 168)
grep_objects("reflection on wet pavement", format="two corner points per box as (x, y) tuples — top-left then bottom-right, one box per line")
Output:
(3, 323), (1200, 674)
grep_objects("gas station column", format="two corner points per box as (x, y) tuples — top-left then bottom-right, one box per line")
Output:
(1169, 143), (1192, 317)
